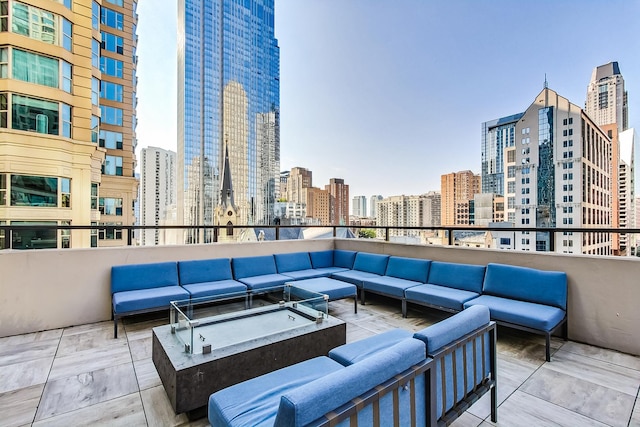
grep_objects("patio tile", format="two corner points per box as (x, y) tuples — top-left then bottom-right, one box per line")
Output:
(0, 338), (58, 367)
(35, 362), (139, 421)
(449, 411), (483, 427)
(134, 357), (162, 391)
(0, 357), (53, 394)
(129, 335), (153, 361)
(521, 365), (635, 427)
(0, 329), (62, 346)
(0, 384), (44, 427)
(140, 385), (189, 426)
(32, 392), (146, 427)
(57, 321), (126, 356)
(561, 341), (640, 370)
(47, 340), (132, 381)
(630, 400), (640, 426)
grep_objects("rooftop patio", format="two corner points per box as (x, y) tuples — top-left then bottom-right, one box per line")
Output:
(1, 293), (638, 426)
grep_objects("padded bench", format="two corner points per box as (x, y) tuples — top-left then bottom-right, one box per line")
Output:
(290, 277), (358, 313)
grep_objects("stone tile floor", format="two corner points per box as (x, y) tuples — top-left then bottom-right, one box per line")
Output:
(1, 294), (639, 427)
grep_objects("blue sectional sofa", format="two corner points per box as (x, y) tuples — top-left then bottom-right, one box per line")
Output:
(208, 305), (497, 427)
(331, 252), (390, 301)
(464, 263), (568, 361)
(231, 255), (291, 291)
(308, 250), (355, 275)
(177, 258), (246, 299)
(111, 261), (190, 338)
(274, 252), (328, 280)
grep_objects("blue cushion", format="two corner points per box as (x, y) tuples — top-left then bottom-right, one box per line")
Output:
(274, 252), (312, 273)
(333, 250), (357, 269)
(237, 273), (290, 291)
(232, 255), (277, 279)
(280, 269), (328, 280)
(208, 356), (343, 427)
(385, 257), (431, 283)
(363, 276), (422, 298)
(464, 295), (566, 331)
(483, 263), (567, 309)
(405, 284), (480, 311)
(413, 305), (490, 353)
(274, 339), (427, 427)
(181, 279), (247, 299)
(309, 251), (334, 268)
(331, 270), (383, 288)
(313, 266), (349, 275)
(112, 286), (190, 314)
(292, 278), (356, 302)
(352, 253), (389, 275)
(178, 258), (232, 285)
(111, 262), (178, 294)
(328, 328), (413, 366)
(427, 261), (485, 293)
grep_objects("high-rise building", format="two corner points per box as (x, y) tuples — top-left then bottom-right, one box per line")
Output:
(586, 62), (633, 255)
(178, 0), (280, 242)
(441, 171), (480, 226)
(376, 192), (441, 239)
(619, 128), (636, 253)
(515, 87), (611, 255)
(287, 167), (312, 204)
(481, 113), (523, 196)
(326, 178), (349, 225)
(352, 196), (367, 218)
(0, 0), (137, 249)
(369, 195), (383, 219)
(140, 147), (176, 246)
(304, 187), (330, 225)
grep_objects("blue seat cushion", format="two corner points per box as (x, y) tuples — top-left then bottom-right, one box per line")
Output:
(331, 270), (383, 288)
(483, 263), (567, 309)
(333, 250), (357, 269)
(309, 250), (334, 268)
(237, 273), (290, 291)
(280, 269), (327, 280)
(312, 266), (349, 275)
(181, 279), (247, 299)
(112, 286), (190, 314)
(464, 295), (566, 332)
(232, 255), (277, 279)
(362, 276), (422, 298)
(274, 252), (313, 273)
(111, 262), (179, 293)
(385, 257), (431, 283)
(208, 356), (343, 427)
(427, 261), (485, 293)
(293, 278), (357, 302)
(275, 339), (427, 427)
(405, 284), (480, 311)
(178, 258), (233, 285)
(352, 253), (389, 275)
(328, 328), (413, 366)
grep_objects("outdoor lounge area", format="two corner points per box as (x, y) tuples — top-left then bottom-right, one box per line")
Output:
(1, 238), (640, 426)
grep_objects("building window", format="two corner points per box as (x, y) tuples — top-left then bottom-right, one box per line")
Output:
(99, 222), (122, 240)
(61, 103), (71, 137)
(0, 174), (5, 205)
(99, 197), (122, 215)
(10, 175), (57, 207)
(100, 56), (123, 77)
(0, 47), (7, 78)
(0, 1), (8, 33)
(12, 3), (57, 45)
(62, 61), (72, 92)
(99, 130), (123, 149)
(91, 183), (98, 210)
(92, 1), (100, 30)
(103, 155), (123, 175)
(100, 81), (123, 102)
(92, 39), (100, 68)
(91, 221), (98, 247)
(11, 221), (57, 249)
(101, 7), (124, 30)
(11, 94), (59, 135)
(0, 93), (6, 128)
(91, 115), (99, 143)
(60, 220), (70, 248)
(105, 0), (124, 6)
(12, 49), (58, 88)
(62, 18), (72, 51)
(91, 77), (100, 105)
(101, 32), (123, 55)
(100, 105), (122, 125)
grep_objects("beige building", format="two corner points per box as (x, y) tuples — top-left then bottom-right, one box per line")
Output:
(0, 0), (137, 249)
(376, 192), (441, 240)
(441, 170), (480, 226)
(304, 186), (329, 225)
(326, 178), (349, 226)
(286, 166), (312, 204)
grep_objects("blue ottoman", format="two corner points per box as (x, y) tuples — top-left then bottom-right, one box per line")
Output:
(292, 277), (358, 313)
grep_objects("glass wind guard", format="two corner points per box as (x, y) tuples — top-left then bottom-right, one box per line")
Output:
(283, 284), (329, 319)
(170, 300), (195, 353)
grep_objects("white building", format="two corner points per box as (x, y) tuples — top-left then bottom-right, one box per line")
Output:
(376, 192), (441, 240)
(140, 147), (177, 246)
(352, 196), (367, 217)
(369, 195), (383, 218)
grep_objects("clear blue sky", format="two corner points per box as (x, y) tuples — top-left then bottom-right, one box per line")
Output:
(135, 0), (640, 198)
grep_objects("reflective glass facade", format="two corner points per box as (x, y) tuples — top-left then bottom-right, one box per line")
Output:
(179, 0), (280, 240)
(481, 113), (523, 195)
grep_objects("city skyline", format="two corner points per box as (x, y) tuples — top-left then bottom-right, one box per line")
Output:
(136, 0), (640, 199)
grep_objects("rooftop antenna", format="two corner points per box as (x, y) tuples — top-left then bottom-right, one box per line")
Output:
(544, 74), (549, 89)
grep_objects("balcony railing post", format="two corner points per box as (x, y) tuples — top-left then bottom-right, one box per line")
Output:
(127, 227), (132, 246)
(333, 226), (337, 238)
(275, 226), (280, 241)
(385, 227), (389, 242)
(448, 229), (454, 246)
(549, 230), (555, 252)
(213, 226), (218, 243)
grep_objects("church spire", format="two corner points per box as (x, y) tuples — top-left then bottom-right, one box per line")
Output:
(220, 145), (235, 210)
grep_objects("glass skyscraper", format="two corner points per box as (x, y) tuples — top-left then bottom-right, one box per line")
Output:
(480, 113), (523, 196)
(178, 0), (280, 242)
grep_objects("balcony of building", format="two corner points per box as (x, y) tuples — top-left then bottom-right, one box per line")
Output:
(1, 237), (639, 426)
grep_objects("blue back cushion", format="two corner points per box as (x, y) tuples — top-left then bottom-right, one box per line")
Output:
(483, 263), (567, 309)
(353, 253), (389, 275)
(274, 252), (312, 273)
(385, 257), (431, 283)
(309, 251), (334, 268)
(177, 258), (232, 285)
(232, 255), (277, 279)
(413, 305), (490, 353)
(427, 261), (486, 293)
(333, 250), (357, 269)
(274, 338), (427, 427)
(111, 262), (178, 294)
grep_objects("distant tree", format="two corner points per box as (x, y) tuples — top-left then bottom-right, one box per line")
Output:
(359, 229), (376, 239)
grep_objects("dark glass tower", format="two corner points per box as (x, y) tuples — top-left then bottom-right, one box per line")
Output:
(178, 0), (280, 242)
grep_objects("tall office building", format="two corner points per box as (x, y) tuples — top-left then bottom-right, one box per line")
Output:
(326, 178), (349, 225)
(376, 192), (441, 239)
(0, 0), (137, 249)
(481, 113), (523, 196)
(286, 167), (312, 204)
(440, 170), (480, 226)
(140, 147), (176, 246)
(304, 186), (329, 225)
(514, 87), (611, 255)
(352, 195), (367, 218)
(586, 62), (634, 255)
(178, 0), (280, 242)
(369, 194), (383, 219)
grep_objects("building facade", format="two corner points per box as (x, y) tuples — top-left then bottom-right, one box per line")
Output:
(369, 194), (383, 218)
(376, 192), (441, 239)
(139, 147), (176, 246)
(286, 166), (312, 204)
(351, 195), (367, 218)
(440, 170), (480, 226)
(178, 0), (280, 242)
(326, 178), (349, 225)
(481, 113), (523, 196)
(0, 0), (137, 249)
